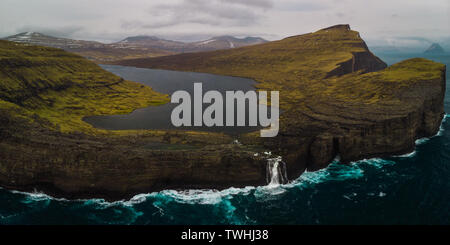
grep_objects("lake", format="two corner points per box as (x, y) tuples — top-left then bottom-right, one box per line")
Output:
(83, 65), (270, 134)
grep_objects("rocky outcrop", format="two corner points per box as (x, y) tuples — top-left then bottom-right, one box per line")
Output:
(425, 43), (445, 54)
(326, 51), (387, 77)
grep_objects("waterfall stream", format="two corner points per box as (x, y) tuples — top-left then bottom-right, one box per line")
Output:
(266, 156), (288, 186)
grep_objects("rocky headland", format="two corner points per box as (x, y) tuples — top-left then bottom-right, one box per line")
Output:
(0, 25), (446, 200)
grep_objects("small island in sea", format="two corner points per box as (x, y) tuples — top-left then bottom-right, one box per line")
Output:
(424, 43), (445, 54)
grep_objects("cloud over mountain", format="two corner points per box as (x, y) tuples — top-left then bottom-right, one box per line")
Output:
(141, 0), (272, 29)
(0, 0), (449, 44)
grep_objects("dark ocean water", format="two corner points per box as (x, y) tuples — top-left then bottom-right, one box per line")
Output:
(0, 52), (449, 225)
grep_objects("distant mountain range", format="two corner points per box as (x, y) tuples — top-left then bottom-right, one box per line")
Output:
(114, 35), (267, 53)
(4, 32), (103, 49)
(2, 32), (267, 62)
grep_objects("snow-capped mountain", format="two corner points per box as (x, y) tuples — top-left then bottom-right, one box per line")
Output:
(4, 32), (103, 49)
(111, 35), (267, 53)
(3, 32), (268, 61)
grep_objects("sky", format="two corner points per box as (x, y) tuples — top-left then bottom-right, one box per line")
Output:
(0, 0), (449, 47)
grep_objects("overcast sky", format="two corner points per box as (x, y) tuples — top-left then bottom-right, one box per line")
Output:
(0, 0), (449, 47)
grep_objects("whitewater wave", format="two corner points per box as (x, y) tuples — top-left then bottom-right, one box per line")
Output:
(154, 187), (255, 205)
(437, 113), (449, 137)
(2, 158), (401, 208)
(415, 138), (429, 145)
(395, 151), (417, 158)
(394, 113), (448, 157)
(288, 158), (395, 189)
(9, 189), (67, 203)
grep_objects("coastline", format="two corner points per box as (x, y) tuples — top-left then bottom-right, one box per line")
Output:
(3, 113), (447, 203)
(0, 26), (447, 202)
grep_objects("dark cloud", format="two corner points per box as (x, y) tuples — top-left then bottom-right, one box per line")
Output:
(219, 0), (273, 9)
(275, 1), (327, 12)
(1, 0), (449, 44)
(336, 12), (345, 18)
(129, 0), (270, 29)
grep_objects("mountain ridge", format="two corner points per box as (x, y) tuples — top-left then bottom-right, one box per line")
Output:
(111, 34), (267, 53)
(3, 32), (268, 62)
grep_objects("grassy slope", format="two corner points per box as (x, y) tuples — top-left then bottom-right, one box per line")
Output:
(329, 58), (445, 104)
(70, 46), (174, 63)
(115, 26), (445, 131)
(115, 26), (384, 108)
(1, 25), (445, 138)
(0, 40), (169, 134)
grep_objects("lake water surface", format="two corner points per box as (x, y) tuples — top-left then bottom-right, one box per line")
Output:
(84, 65), (268, 134)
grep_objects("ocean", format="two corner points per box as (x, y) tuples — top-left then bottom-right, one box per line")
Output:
(0, 52), (449, 225)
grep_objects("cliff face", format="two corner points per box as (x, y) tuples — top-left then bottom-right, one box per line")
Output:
(0, 104), (268, 200)
(0, 25), (447, 200)
(0, 41), (267, 199)
(326, 51), (387, 77)
(115, 25), (446, 184)
(308, 71), (445, 170)
(250, 59), (446, 177)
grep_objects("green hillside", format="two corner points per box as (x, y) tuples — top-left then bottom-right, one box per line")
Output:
(0, 40), (169, 133)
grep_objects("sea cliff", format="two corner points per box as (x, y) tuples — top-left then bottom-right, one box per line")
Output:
(0, 25), (446, 200)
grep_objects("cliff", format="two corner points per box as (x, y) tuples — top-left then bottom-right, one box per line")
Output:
(0, 40), (268, 200)
(0, 110), (268, 199)
(0, 25), (446, 200)
(115, 24), (446, 178)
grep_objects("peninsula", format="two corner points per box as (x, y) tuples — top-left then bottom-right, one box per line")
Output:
(0, 25), (446, 200)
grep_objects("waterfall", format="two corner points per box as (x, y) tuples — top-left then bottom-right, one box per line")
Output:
(266, 156), (288, 186)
